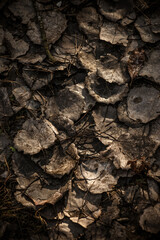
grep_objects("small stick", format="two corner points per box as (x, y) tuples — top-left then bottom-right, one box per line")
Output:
(32, 0), (57, 64)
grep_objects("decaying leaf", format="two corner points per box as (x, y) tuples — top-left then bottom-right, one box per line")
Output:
(128, 48), (146, 81)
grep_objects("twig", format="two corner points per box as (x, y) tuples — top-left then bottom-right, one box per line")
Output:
(32, 0), (57, 64)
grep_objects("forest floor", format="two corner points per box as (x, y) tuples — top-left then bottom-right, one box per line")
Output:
(0, 0), (160, 239)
